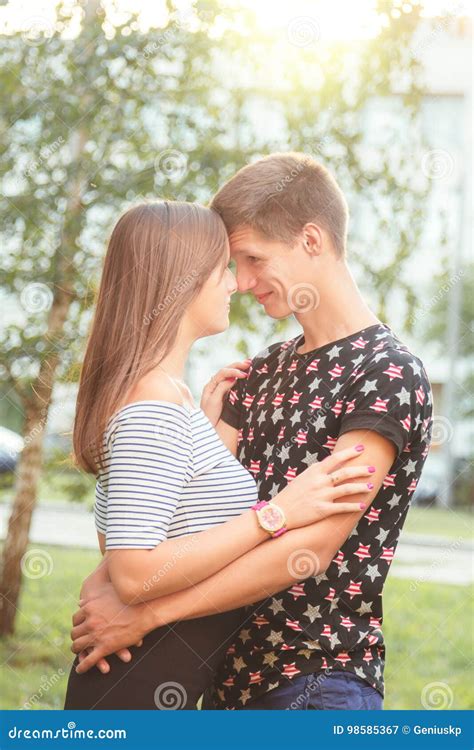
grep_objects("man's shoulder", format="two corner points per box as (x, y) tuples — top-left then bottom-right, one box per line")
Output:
(362, 329), (428, 382)
(250, 337), (297, 365)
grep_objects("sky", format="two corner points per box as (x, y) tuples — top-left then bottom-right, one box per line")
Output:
(0, 0), (472, 42)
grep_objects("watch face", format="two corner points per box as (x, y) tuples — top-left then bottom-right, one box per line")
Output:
(259, 503), (284, 532)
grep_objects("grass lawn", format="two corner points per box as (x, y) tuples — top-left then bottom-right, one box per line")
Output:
(401, 505), (473, 541)
(0, 471), (95, 510)
(0, 544), (472, 710)
(1, 476), (472, 543)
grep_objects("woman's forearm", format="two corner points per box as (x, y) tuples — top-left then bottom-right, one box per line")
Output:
(106, 441), (373, 605)
(139, 511), (360, 635)
(107, 508), (269, 604)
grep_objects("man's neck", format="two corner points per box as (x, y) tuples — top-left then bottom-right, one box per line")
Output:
(295, 261), (380, 354)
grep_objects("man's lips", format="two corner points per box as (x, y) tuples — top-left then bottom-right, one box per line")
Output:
(255, 292), (272, 303)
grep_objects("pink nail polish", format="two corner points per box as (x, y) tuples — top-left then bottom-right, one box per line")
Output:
(360, 503), (367, 510)
(367, 482), (374, 490)
(368, 466), (376, 473)
(355, 444), (364, 452)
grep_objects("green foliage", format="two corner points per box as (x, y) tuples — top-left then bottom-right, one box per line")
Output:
(0, 0), (430, 408)
(422, 261), (473, 419)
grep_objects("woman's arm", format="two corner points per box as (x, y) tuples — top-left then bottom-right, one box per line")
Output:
(108, 445), (372, 604)
(215, 419), (238, 456)
(71, 432), (394, 674)
(153, 431), (394, 622)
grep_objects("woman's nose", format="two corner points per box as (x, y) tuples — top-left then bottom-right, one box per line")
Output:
(227, 270), (238, 294)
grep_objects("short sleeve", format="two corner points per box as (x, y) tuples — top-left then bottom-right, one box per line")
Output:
(103, 407), (193, 549)
(94, 477), (107, 535)
(338, 349), (432, 457)
(221, 372), (247, 429)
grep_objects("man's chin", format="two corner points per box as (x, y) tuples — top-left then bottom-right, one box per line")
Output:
(262, 301), (293, 320)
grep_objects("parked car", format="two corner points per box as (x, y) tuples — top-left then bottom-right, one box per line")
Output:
(0, 426), (24, 474)
(412, 451), (445, 506)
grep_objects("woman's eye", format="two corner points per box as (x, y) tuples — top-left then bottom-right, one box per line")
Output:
(247, 256), (258, 263)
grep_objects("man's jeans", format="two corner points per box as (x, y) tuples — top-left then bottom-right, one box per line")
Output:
(203, 671), (383, 710)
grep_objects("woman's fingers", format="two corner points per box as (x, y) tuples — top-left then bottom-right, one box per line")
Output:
(216, 367), (249, 382)
(323, 501), (367, 515)
(226, 360), (252, 371)
(329, 465), (376, 485)
(327, 481), (373, 499)
(206, 361), (251, 391)
(319, 444), (365, 472)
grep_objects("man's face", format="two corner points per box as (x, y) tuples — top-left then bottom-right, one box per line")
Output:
(229, 225), (315, 319)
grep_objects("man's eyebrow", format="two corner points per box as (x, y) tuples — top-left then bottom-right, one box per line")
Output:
(231, 248), (260, 256)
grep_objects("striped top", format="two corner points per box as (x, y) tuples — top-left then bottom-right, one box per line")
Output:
(94, 400), (259, 550)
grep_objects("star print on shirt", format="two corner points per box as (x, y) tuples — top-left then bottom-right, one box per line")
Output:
(205, 323), (432, 710)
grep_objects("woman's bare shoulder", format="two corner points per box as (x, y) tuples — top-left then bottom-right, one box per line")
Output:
(125, 370), (192, 407)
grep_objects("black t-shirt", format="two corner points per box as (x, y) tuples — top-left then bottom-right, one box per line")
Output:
(206, 324), (432, 709)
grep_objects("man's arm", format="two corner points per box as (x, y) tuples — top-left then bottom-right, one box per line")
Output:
(148, 430), (395, 623)
(72, 430), (395, 671)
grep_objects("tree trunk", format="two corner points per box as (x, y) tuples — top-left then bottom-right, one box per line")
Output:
(0, 63), (89, 632)
(0, 293), (74, 636)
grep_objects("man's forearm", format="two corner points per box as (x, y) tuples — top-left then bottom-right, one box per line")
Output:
(140, 511), (361, 634)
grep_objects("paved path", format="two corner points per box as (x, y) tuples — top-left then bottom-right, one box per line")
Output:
(1, 502), (472, 586)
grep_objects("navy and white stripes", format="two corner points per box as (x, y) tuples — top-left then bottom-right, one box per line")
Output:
(94, 401), (258, 550)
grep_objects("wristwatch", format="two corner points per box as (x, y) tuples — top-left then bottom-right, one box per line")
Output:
(252, 500), (288, 538)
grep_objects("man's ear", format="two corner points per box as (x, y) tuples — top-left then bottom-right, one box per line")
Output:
(302, 223), (323, 256)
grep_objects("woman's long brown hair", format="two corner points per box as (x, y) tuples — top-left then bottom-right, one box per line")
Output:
(73, 201), (228, 475)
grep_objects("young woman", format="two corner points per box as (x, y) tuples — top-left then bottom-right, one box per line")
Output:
(64, 201), (372, 710)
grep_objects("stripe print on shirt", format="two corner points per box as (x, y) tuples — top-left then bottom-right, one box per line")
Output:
(94, 401), (259, 549)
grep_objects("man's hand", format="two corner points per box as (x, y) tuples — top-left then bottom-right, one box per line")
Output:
(71, 582), (148, 674)
(79, 558), (109, 601)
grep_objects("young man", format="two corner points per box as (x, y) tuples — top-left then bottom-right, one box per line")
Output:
(71, 153), (432, 710)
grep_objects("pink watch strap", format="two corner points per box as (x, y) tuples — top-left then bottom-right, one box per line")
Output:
(251, 499), (288, 537)
(251, 500), (268, 511)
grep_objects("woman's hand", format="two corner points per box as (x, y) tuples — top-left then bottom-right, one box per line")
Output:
(274, 444), (375, 530)
(200, 359), (251, 426)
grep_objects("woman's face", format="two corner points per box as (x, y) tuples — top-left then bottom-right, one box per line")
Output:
(185, 250), (237, 339)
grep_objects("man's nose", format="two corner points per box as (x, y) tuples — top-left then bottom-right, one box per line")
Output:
(237, 272), (257, 293)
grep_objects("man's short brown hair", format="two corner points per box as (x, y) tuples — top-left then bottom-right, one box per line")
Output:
(211, 152), (349, 256)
